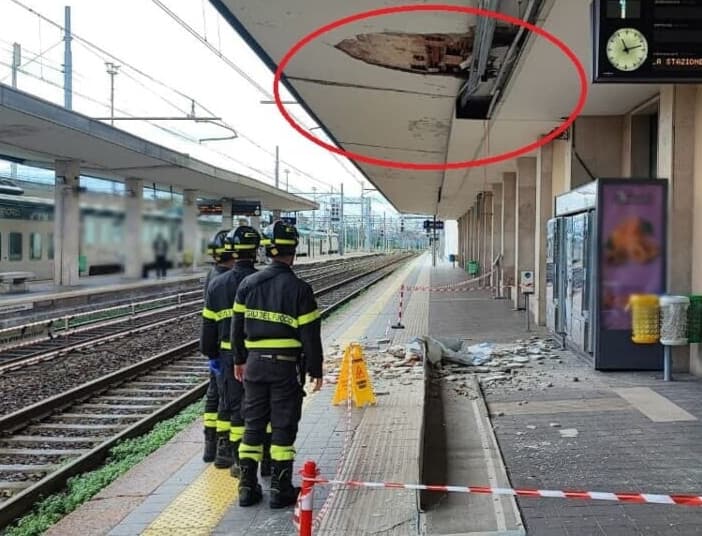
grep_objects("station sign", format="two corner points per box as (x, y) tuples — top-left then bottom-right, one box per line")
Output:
(592, 0), (702, 83)
(423, 219), (445, 231)
(198, 202), (222, 215)
(231, 200), (261, 216)
(520, 270), (535, 294)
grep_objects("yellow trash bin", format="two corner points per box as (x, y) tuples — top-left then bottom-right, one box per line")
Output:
(628, 294), (660, 344)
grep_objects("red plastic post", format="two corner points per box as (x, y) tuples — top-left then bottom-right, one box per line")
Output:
(392, 284), (405, 329)
(298, 460), (318, 536)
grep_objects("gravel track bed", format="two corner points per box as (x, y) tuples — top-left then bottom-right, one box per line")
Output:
(0, 255), (410, 418)
(0, 316), (200, 417)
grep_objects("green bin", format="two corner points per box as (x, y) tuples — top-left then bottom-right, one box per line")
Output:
(688, 295), (702, 343)
(467, 260), (479, 276)
(78, 255), (87, 275)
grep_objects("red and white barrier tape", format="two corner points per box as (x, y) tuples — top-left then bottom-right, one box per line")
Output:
(405, 285), (497, 293)
(303, 477), (702, 506)
(407, 269), (496, 292)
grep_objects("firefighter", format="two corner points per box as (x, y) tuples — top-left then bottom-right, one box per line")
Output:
(232, 220), (324, 508)
(200, 230), (233, 462)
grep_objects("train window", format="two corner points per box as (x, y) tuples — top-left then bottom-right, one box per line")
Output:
(48, 233), (54, 260)
(30, 233), (42, 260)
(85, 222), (96, 245)
(9, 232), (22, 261)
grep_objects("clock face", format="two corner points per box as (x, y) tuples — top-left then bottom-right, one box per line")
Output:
(606, 28), (649, 72)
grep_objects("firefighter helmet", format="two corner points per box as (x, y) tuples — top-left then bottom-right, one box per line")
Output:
(207, 230), (233, 263)
(224, 225), (261, 258)
(261, 220), (299, 257)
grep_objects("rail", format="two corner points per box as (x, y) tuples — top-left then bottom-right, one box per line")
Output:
(0, 252), (416, 530)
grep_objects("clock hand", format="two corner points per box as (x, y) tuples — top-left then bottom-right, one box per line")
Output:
(621, 39), (629, 53)
(628, 44), (642, 50)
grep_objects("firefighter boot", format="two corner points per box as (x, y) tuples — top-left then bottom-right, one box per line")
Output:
(229, 441), (241, 478)
(260, 433), (272, 477)
(214, 433), (234, 469)
(203, 428), (217, 463)
(238, 458), (263, 507)
(270, 461), (300, 509)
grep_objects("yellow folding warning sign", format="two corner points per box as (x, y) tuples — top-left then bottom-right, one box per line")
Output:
(332, 343), (377, 408)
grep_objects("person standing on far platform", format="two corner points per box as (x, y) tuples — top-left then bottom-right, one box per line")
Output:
(153, 233), (169, 279)
(232, 220), (324, 509)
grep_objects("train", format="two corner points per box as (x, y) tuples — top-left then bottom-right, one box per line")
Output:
(296, 228), (339, 257)
(0, 193), (221, 280)
(0, 192), (342, 279)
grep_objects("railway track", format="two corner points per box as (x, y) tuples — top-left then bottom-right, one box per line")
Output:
(0, 252), (415, 530)
(0, 254), (397, 373)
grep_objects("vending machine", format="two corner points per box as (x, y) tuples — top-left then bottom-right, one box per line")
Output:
(549, 179), (667, 370)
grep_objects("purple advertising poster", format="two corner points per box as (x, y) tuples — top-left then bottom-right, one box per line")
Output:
(599, 182), (666, 330)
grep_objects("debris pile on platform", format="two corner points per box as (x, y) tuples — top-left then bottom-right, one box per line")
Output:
(411, 335), (574, 397)
(323, 340), (424, 388)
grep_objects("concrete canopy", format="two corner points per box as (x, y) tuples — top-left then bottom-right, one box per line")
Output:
(213, 0), (659, 218)
(0, 84), (316, 212)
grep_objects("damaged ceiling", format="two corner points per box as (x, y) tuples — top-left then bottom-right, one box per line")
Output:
(212, 0), (659, 218)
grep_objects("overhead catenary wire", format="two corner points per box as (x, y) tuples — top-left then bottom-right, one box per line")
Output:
(149, 0), (366, 186)
(6, 0), (364, 194)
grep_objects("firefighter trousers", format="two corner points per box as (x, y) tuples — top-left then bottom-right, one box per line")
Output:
(203, 370), (218, 431)
(240, 354), (303, 463)
(215, 354), (245, 441)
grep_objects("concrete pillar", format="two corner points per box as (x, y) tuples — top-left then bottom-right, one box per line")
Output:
(475, 194), (483, 273)
(470, 204), (480, 261)
(691, 87), (702, 375)
(501, 172), (516, 296)
(124, 178), (143, 279)
(482, 192), (493, 285)
(533, 142), (554, 325)
(457, 215), (465, 267)
(465, 208), (473, 263)
(514, 157), (537, 309)
(53, 160), (81, 286)
(622, 114), (633, 177)
(551, 138), (572, 197)
(250, 215), (261, 232)
(658, 86), (696, 373)
(491, 183), (503, 289)
(183, 189), (199, 272)
(572, 116), (625, 187)
(222, 198), (233, 229)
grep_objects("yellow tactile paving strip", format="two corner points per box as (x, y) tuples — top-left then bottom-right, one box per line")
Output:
(141, 464), (239, 536)
(141, 395), (316, 535)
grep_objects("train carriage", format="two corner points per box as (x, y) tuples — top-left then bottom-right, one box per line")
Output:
(0, 193), (220, 280)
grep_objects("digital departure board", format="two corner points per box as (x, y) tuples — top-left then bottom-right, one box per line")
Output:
(592, 0), (702, 82)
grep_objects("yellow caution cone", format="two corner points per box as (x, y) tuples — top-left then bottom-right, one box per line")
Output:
(333, 343), (376, 407)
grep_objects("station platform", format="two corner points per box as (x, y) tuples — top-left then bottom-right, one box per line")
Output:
(37, 255), (702, 536)
(0, 252), (372, 327)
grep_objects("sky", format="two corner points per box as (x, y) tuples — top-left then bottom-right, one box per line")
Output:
(0, 0), (401, 214)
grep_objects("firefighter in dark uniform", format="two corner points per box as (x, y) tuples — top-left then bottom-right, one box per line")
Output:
(200, 230), (233, 462)
(232, 221), (324, 508)
(201, 226), (274, 476)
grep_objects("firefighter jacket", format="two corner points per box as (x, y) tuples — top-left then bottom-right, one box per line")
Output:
(200, 261), (257, 359)
(202, 264), (230, 300)
(231, 262), (323, 378)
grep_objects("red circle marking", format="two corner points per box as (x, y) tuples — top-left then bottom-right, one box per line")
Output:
(273, 4), (588, 171)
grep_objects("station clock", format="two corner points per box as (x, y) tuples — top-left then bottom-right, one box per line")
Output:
(592, 0), (702, 83)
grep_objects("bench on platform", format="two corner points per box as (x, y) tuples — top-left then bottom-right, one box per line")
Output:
(0, 272), (36, 293)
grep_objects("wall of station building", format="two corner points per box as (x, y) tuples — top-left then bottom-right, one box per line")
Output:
(456, 85), (702, 376)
